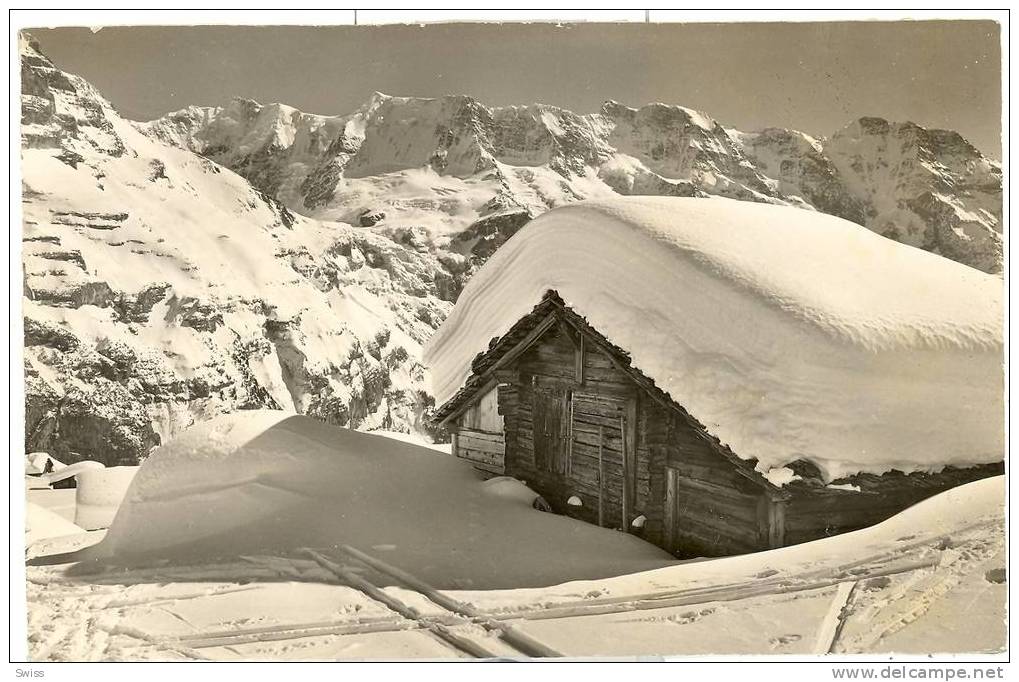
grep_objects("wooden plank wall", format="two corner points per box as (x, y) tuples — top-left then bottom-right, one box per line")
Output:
(659, 411), (769, 557)
(783, 489), (938, 546)
(500, 323), (658, 532)
(456, 427), (505, 475)
(454, 386), (506, 476)
(782, 463), (1003, 546)
(642, 400), (673, 547)
(460, 386), (504, 433)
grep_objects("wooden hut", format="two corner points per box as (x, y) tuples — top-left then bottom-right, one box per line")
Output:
(432, 290), (1002, 558)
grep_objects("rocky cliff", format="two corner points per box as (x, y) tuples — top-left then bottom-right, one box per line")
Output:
(21, 35), (451, 465)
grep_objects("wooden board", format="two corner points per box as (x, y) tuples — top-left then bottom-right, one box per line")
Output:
(665, 469), (766, 556)
(458, 386), (504, 434)
(454, 428), (506, 475)
(531, 385), (569, 474)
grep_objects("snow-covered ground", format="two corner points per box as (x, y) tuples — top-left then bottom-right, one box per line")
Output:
(24, 415), (1006, 660)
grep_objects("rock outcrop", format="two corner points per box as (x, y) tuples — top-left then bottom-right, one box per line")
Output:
(21, 34), (451, 464)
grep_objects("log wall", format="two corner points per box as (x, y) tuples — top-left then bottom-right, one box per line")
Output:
(447, 309), (1003, 559)
(452, 386), (505, 475)
(454, 427), (505, 476)
(782, 464), (1004, 546)
(656, 409), (772, 557)
(502, 323), (654, 532)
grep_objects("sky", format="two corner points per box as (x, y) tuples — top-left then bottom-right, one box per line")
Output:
(29, 21), (1002, 156)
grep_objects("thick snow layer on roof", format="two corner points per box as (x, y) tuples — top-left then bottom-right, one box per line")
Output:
(424, 197), (1003, 479)
(83, 411), (670, 588)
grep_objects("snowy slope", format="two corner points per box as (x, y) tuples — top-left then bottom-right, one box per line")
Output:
(144, 93), (1002, 273)
(425, 197), (1004, 480)
(21, 34), (452, 465)
(24, 458), (1005, 659)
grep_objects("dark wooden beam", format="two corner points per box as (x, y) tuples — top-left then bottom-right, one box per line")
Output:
(491, 312), (559, 373)
(576, 334), (585, 384)
(439, 313), (558, 426)
(437, 378), (498, 426)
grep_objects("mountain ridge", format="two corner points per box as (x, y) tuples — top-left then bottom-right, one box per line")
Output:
(140, 90), (1002, 274)
(19, 32), (1003, 465)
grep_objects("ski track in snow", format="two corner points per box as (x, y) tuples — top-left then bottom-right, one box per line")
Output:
(22, 421), (1005, 660)
(25, 503), (1005, 660)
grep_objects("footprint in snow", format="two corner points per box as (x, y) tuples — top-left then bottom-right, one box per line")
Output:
(862, 576), (891, 591)
(984, 568), (1006, 584)
(666, 607), (715, 625)
(769, 634), (802, 648)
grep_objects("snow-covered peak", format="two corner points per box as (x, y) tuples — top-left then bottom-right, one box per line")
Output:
(822, 116), (1002, 271)
(739, 127), (824, 155)
(20, 31), (132, 159)
(135, 84), (1002, 274)
(20, 31), (43, 58)
(602, 98), (719, 132)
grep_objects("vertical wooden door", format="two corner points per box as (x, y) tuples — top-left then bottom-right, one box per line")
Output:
(570, 392), (637, 529)
(532, 386), (570, 474)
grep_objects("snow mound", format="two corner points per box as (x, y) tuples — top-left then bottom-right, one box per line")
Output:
(75, 466), (138, 530)
(84, 411), (670, 588)
(480, 476), (541, 505)
(425, 196), (1003, 479)
(366, 429), (452, 454)
(39, 461), (104, 486)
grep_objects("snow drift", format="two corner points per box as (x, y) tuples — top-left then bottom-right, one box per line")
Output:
(74, 466), (138, 530)
(425, 197), (1004, 480)
(83, 411), (670, 588)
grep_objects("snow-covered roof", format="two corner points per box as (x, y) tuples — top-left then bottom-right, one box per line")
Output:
(425, 196), (1004, 480)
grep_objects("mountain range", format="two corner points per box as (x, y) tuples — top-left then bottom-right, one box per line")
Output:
(20, 33), (1003, 464)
